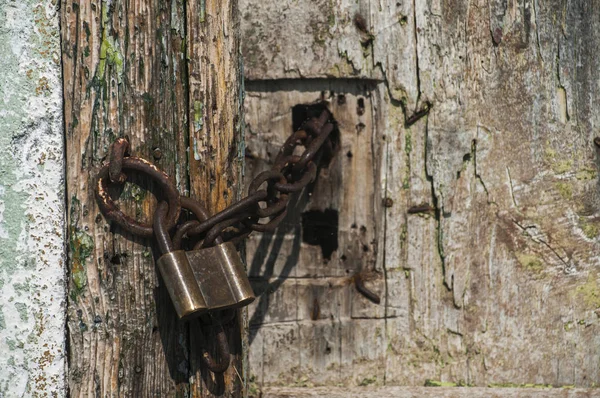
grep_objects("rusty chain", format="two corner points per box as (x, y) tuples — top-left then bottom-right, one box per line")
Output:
(94, 109), (337, 373)
(96, 109), (335, 246)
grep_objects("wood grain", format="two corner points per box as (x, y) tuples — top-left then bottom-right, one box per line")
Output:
(186, 0), (245, 396)
(241, 0), (600, 390)
(260, 386), (599, 398)
(62, 0), (243, 396)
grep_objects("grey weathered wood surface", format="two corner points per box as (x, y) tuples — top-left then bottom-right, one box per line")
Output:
(261, 386), (599, 398)
(241, 0), (600, 391)
(61, 0), (244, 396)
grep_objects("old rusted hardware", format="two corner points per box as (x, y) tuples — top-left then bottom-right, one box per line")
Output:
(95, 110), (337, 372)
(154, 200), (254, 320)
(353, 272), (381, 304)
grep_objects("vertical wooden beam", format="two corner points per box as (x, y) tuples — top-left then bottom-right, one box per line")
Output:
(62, 0), (243, 396)
(186, 1), (245, 396)
(0, 1), (66, 396)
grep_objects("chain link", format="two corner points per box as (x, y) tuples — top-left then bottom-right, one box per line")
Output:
(94, 109), (337, 374)
(95, 109), (336, 247)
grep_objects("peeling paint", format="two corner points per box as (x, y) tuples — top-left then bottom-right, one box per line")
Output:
(0, 1), (66, 396)
(193, 100), (204, 132)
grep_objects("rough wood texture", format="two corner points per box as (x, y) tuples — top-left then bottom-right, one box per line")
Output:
(261, 386), (598, 398)
(0, 1), (66, 396)
(242, 0), (600, 390)
(61, 0), (243, 396)
(185, 1), (246, 396)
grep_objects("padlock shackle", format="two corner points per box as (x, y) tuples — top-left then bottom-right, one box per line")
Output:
(154, 201), (174, 254)
(197, 321), (231, 373)
(178, 197), (224, 248)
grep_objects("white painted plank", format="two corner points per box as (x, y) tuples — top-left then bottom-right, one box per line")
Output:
(0, 1), (66, 397)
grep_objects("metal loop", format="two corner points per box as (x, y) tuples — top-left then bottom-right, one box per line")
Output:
(293, 122), (334, 172)
(273, 130), (308, 167)
(301, 110), (329, 136)
(198, 212), (252, 249)
(173, 220), (200, 250)
(274, 161), (317, 193)
(226, 226), (254, 247)
(95, 109), (335, 244)
(108, 137), (130, 184)
(248, 170), (289, 218)
(174, 197), (225, 249)
(248, 170), (285, 194)
(188, 190), (267, 237)
(250, 208), (288, 233)
(95, 157), (181, 238)
(153, 201), (174, 254)
(181, 196), (211, 221)
(198, 322), (230, 374)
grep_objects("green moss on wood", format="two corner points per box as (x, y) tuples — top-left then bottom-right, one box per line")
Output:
(516, 253), (544, 273)
(576, 167), (597, 180)
(554, 181), (573, 199)
(98, 3), (124, 82)
(573, 275), (600, 309)
(580, 219), (600, 239)
(544, 146), (573, 174)
(70, 230), (93, 292)
(358, 376), (377, 386)
(69, 197), (94, 295)
(488, 383), (552, 388)
(405, 131), (412, 154)
(425, 380), (457, 387)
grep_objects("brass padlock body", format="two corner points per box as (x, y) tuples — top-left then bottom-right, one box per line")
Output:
(157, 242), (255, 320)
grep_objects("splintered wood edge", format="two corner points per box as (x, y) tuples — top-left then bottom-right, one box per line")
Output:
(260, 386), (598, 398)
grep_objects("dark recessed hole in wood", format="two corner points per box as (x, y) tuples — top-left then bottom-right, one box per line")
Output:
(356, 122), (366, 134)
(357, 98), (365, 115)
(301, 209), (339, 261)
(292, 102), (340, 167)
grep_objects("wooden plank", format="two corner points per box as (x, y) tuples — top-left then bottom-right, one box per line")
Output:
(185, 0), (245, 396)
(242, 0), (600, 390)
(0, 1), (66, 396)
(244, 80), (385, 385)
(62, 0), (244, 396)
(240, 0), (381, 81)
(240, 0), (420, 110)
(61, 1), (189, 395)
(260, 386), (598, 398)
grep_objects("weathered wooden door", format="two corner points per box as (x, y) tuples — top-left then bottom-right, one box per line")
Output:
(2, 0), (600, 397)
(241, 0), (600, 396)
(2, 0), (246, 396)
(60, 0), (246, 396)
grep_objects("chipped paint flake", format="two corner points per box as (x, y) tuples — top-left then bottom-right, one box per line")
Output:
(0, 1), (66, 396)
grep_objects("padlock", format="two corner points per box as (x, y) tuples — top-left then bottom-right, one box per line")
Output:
(154, 202), (255, 320)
